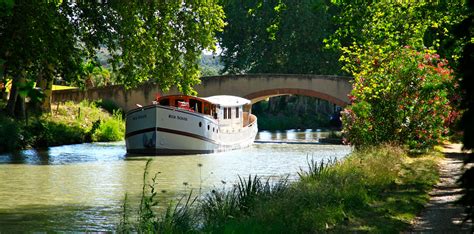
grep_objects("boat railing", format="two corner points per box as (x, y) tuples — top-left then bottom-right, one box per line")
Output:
(248, 114), (257, 127)
(243, 112), (257, 127)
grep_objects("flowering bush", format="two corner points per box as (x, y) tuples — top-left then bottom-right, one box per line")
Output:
(342, 47), (457, 149)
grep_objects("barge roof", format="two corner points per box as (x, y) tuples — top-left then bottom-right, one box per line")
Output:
(203, 95), (251, 107)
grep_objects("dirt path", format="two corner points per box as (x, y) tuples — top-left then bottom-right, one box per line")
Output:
(410, 144), (473, 233)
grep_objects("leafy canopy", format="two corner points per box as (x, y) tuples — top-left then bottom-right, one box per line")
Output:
(219, 0), (341, 75)
(1, 1), (225, 117)
(326, 1), (467, 74)
(109, 1), (225, 94)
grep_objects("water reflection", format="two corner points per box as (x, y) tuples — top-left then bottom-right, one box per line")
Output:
(0, 142), (126, 165)
(256, 129), (332, 142)
(0, 130), (350, 231)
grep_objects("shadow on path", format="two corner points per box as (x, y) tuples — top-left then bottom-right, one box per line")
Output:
(409, 146), (473, 233)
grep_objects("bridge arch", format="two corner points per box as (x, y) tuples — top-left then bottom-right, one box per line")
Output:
(194, 74), (352, 108)
(244, 88), (349, 107)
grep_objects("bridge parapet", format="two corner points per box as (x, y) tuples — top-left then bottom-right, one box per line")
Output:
(52, 74), (352, 111)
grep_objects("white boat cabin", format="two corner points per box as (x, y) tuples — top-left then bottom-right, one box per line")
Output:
(155, 95), (253, 132)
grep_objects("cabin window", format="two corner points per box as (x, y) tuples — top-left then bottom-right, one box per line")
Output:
(235, 107), (239, 118)
(227, 108), (232, 119)
(223, 108), (227, 119)
(189, 99), (202, 113)
(159, 98), (170, 106)
(175, 99), (184, 107)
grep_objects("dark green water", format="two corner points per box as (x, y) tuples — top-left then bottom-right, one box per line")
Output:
(0, 130), (350, 232)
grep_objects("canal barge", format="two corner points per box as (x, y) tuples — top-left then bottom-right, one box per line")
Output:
(125, 95), (258, 155)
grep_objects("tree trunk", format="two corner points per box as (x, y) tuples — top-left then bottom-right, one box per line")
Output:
(5, 75), (26, 118)
(5, 77), (19, 117)
(39, 63), (55, 113)
(33, 72), (47, 113)
(41, 77), (53, 113)
(0, 81), (6, 102)
(14, 91), (25, 119)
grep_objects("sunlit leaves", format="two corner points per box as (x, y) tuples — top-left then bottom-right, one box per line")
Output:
(327, 1), (468, 75)
(109, 1), (225, 94)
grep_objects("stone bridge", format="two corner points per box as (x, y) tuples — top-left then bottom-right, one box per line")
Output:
(52, 74), (352, 111)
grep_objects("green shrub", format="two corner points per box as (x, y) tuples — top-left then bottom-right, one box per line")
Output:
(92, 111), (125, 142)
(343, 47), (457, 149)
(201, 175), (288, 231)
(0, 101), (125, 153)
(26, 120), (85, 147)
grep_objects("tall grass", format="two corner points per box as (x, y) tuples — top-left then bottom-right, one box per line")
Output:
(216, 145), (440, 233)
(118, 145), (440, 233)
(119, 164), (289, 233)
(119, 160), (198, 233)
(297, 157), (337, 181)
(200, 175), (288, 231)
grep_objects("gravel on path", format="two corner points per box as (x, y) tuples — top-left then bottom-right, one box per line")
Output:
(409, 144), (473, 233)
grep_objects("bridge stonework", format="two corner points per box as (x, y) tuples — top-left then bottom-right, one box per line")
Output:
(52, 74), (352, 111)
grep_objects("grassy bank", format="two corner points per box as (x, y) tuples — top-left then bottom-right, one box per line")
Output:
(120, 145), (440, 233)
(0, 100), (124, 153)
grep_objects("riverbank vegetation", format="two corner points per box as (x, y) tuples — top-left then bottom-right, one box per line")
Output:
(0, 100), (124, 153)
(119, 145), (440, 232)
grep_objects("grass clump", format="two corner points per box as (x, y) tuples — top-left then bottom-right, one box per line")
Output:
(200, 175), (288, 231)
(119, 160), (198, 233)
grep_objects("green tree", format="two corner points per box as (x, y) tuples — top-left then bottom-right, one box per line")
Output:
(1, 1), (225, 118)
(1, 1), (83, 116)
(81, 60), (111, 88)
(327, 1), (467, 74)
(108, 1), (225, 94)
(219, 0), (341, 74)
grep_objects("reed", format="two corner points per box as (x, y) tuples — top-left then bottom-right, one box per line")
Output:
(200, 175), (288, 230)
(297, 156), (337, 181)
(119, 159), (198, 233)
